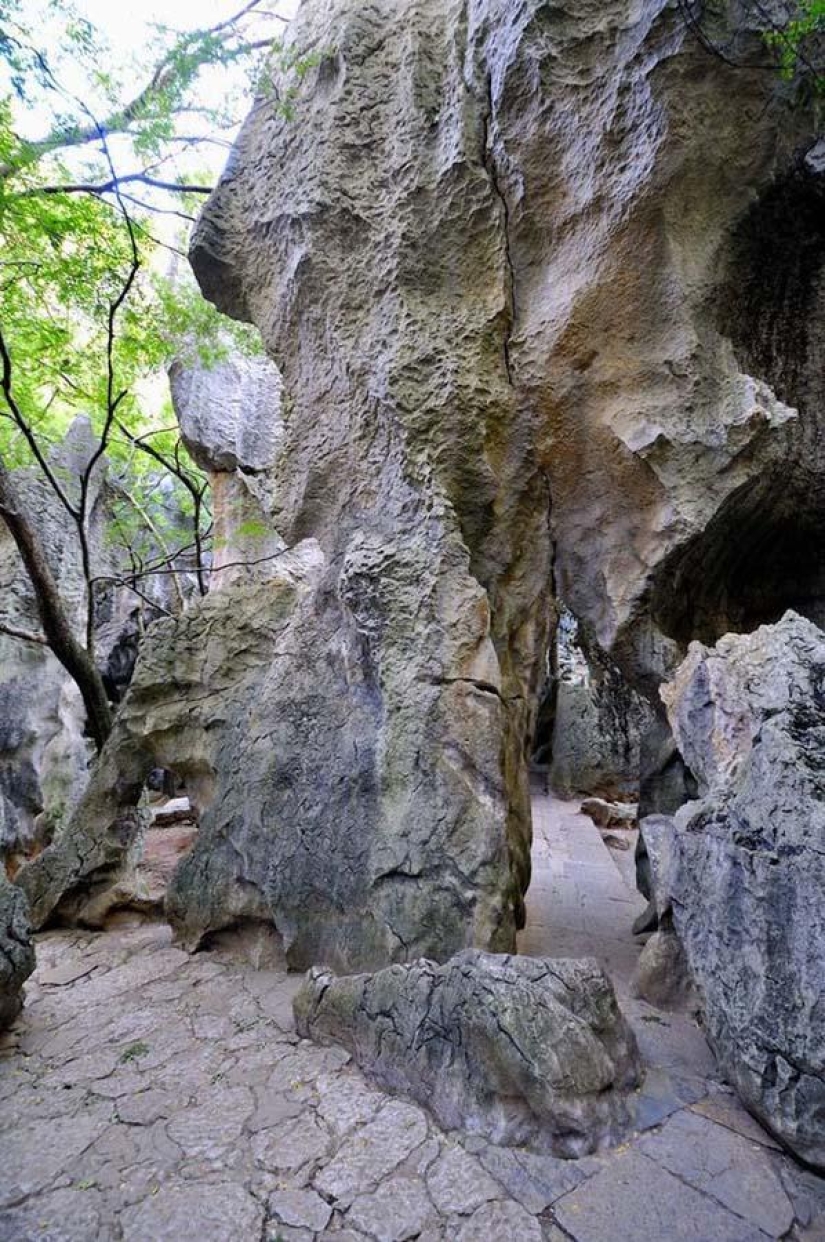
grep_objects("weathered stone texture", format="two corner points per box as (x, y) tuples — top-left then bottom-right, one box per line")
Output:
(20, 543), (520, 971)
(170, 350), (286, 590)
(0, 869), (34, 1029)
(15, 0), (823, 978)
(294, 950), (641, 1156)
(538, 609), (655, 799)
(644, 613), (825, 1168)
(185, 0), (815, 955)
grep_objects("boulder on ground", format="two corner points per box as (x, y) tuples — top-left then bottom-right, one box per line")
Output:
(646, 612), (825, 1168)
(580, 798), (637, 831)
(631, 926), (696, 1012)
(294, 949), (642, 1157)
(0, 869), (35, 1029)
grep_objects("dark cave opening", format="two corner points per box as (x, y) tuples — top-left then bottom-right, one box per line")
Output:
(651, 144), (825, 648)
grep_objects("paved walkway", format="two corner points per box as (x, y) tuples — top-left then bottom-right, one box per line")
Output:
(1, 795), (824, 1240)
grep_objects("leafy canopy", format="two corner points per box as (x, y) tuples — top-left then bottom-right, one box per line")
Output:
(0, 0), (299, 582)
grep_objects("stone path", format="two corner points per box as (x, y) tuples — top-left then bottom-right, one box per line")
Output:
(2, 794), (824, 1241)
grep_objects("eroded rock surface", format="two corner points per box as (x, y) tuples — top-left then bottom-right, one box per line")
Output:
(295, 949), (641, 1157)
(644, 613), (825, 1168)
(16, 0), (823, 976)
(170, 350), (286, 589)
(536, 608), (654, 799)
(192, 0), (823, 698)
(0, 870), (34, 1029)
(19, 541), (522, 972)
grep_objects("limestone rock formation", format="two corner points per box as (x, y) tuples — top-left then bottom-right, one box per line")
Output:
(631, 927), (696, 1012)
(17, 1), (822, 976)
(20, 541), (523, 972)
(536, 608), (654, 799)
(170, 351), (285, 589)
(0, 422), (196, 866)
(642, 613), (825, 1168)
(0, 870), (35, 1029)
(294, 950), (641, 1156)
(194, 0), (824, 695)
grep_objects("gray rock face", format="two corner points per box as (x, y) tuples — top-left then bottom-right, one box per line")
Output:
(644, 613), (825, 1167)
(294, 949), (641, 1157)
(19, 543), (521, 971)
(170, 351), (286, 590)
(0, 869), (35, 1029)
(631, 928), (696, 1012)
(16, 1), (822, 975)
(193, 0), (823, 696)
(169, 353), (282, 474)
(183, 0), (814, 960)
(538, 609), (654, 799)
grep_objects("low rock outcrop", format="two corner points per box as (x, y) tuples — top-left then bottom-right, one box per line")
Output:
(295, 949), (641, 1157)
(642, 613), (825, 1168)
(18, 541), (522, 971)
(0, 870), (35, 1029)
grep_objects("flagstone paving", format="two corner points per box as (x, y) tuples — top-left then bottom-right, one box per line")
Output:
(2, 793), (824, 1240)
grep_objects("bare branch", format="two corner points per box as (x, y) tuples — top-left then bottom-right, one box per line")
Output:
(0, 621), (49, 646)
(0, 6), (285, 183)
(0, 326), (79, 520)
(21, 173), (213, 198)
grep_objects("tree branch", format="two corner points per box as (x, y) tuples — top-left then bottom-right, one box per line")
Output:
(0, 7), (286, 183)
(0, 326), (80, 520)
(0, 621), (49, 646)
(21, 173), (213, 198)
(0, 466), (113, 748)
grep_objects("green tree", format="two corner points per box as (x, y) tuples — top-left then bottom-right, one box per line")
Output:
(678, 0), (825, 98)
(0, 0), (295, 748)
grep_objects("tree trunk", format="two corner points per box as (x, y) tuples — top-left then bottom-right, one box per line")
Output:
(0, 463), (113, 750)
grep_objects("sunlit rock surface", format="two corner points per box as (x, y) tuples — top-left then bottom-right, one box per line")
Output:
(18, 1), (822, 977)
(644, 613), (825, 1168)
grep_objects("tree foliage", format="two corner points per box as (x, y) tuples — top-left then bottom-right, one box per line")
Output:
(0, 0), (301, 746)
(679, 0), (825, 99)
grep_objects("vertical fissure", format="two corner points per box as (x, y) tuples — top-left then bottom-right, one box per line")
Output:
(481, 70), (517, 387)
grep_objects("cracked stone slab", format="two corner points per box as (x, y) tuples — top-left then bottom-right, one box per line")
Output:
(119, 1182), (264, 1241)
(314, 1069), (386, 1137)
(555, 1148), (773, 1241)
(165, 1084), (255, 1159)
(269, 1186), (333, 1232)
(314, 1101), (429, 1205)
(0, 1114), (109, 1207)
(4, 804), (825, 1242)
(425, 1145), (500, 1215)
(690, 1092), (782, 1151)
(454, 1199), (544, 1242)
(347, 1174), (436, 1241)
(0, 1186), (117, 1242)
(252, 1112), (332, 1175)
(637, 1109), (795, 1237)
(477, 1143), (598, 1213)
